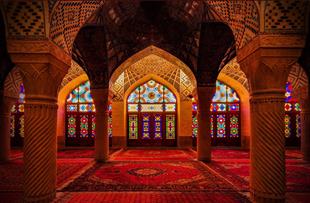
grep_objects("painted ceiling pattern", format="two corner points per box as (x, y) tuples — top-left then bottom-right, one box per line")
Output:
(60, 60), (86, 89)
(110, 54), (195, 101)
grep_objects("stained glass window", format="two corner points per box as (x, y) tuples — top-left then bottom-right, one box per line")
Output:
(10, 84), (25, 147)
(142, 114), (150, 139)
(284, 82), (301, 146)
(66, 81), (113, 146)
(127, 80), (177, 146)
(128, 115), (138, 139)
(166, 115), (176, 139)
(192, 80), (240, 146)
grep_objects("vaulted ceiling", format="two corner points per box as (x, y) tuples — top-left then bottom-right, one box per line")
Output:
(72, 0), (236, 88)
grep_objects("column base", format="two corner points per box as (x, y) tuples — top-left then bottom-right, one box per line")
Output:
(95, 157), (109, 163)
(197, 156), (211, 162)
(24, 191), (55, 203)
(251, 190), (285, 203)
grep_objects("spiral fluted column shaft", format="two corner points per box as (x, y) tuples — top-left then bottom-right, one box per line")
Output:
(23, 99), (58, 202)
(0, 95), (13, 162)
(301, 99), (310, 161)
(250, 91), (286, 203)
(92, 88), (109, 162)
(197, 86), (215, 162)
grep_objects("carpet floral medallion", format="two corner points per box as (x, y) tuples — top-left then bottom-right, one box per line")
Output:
(62, 161), (236, 192)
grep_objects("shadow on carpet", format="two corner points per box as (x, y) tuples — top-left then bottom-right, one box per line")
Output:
(62, 160), (239, 192)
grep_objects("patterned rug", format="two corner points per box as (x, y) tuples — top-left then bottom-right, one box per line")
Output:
(62, 160), (236, 192)
(208, 159), (310, 192)
(54, 192), (250, 203)
(111, 149), (196, 161)
(0, 159), (93, 192)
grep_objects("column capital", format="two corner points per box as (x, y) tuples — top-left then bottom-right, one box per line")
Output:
(91, 88), (109, 113)
(237, 34), (305, 92)
(7, 39), (71, 67)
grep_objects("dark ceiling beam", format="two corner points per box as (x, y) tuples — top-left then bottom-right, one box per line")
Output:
(196, 22), (235, 86)
(0, 9), (14, 89)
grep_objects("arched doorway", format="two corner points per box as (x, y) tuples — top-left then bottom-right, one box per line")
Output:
(192, 80), (241, 146)
(127, 79), (177, 147)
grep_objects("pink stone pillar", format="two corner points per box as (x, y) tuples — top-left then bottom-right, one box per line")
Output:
(92, 88), (109, 162)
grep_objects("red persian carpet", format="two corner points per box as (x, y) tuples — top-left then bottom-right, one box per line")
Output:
(54, 192), (250, 203)
(0, 159), (93, 192)
(111, 149), (196, 161)
(62, 160), (237, 192)
(10, 149), (23, 160)
(207, 158), (310, 192)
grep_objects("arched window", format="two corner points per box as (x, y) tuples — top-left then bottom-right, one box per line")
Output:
(284, 82), (301, 146)
(66, 81), (96, 146)
(192, 80), (241, 146)
(10, 84), (25, 147)
(65, 81), (113, 146)
(127, 80), (177, 146)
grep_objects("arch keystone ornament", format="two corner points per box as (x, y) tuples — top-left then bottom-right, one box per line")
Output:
(9, 45), (70, 202)
(238, 34), (305, 203)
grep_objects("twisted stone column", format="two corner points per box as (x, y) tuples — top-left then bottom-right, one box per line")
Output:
(92, 88), (109, 162)
(197, 86), (215, 162)
(23, 96), (58, 202)
(301, 98), (310, 161)
(250, 90), (286, 202)
(0, 94), (14, 162)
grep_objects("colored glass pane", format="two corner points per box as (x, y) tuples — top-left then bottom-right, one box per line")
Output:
(128, 104), (139, 112)
(295, 103), (301, 112)
(67, 104), (78, 112)
(284, 114), (291, 138)
(91, 115), (96, 138)
(11, 105), (16, 113)
(154, 114), (162, 139)
(67, 115), (76, 138)
(140, 80), (163, 103)
(284, 103), (292, 111)
(18, 84), (25, 103)
(227, 87), (240, 102)
(108, 113), (112, 138)
(10, 115), (15, 137)
(67, 87), (79, 103)
(165, 104), (176, 112)
(163, 87), (176, 103)
(128, 115), (138, 139)
(80, 115), (88, 138)
(18, 104), (24, 113)
(141, 104), (163, 112)
(79, 104), (95, 112)
(127, 87), (140, 103)
(192, 103), (197, 112)
(296, 114), (302, 138)
(228, 104), (239, 111)
(230, 115), (239, 137)
(166, 115), (175, 139)
(285, 82), (293, 103)
(210, 115), (214, 138)
(211, 103), (226, 112)
(78, 81), (93, 103)
(212, 81), (227, 102)
(192, 115), (198, 138)
(19, 115), (24, 137)
(142, 114), (150, 139)
(216, 114), (226, 138)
